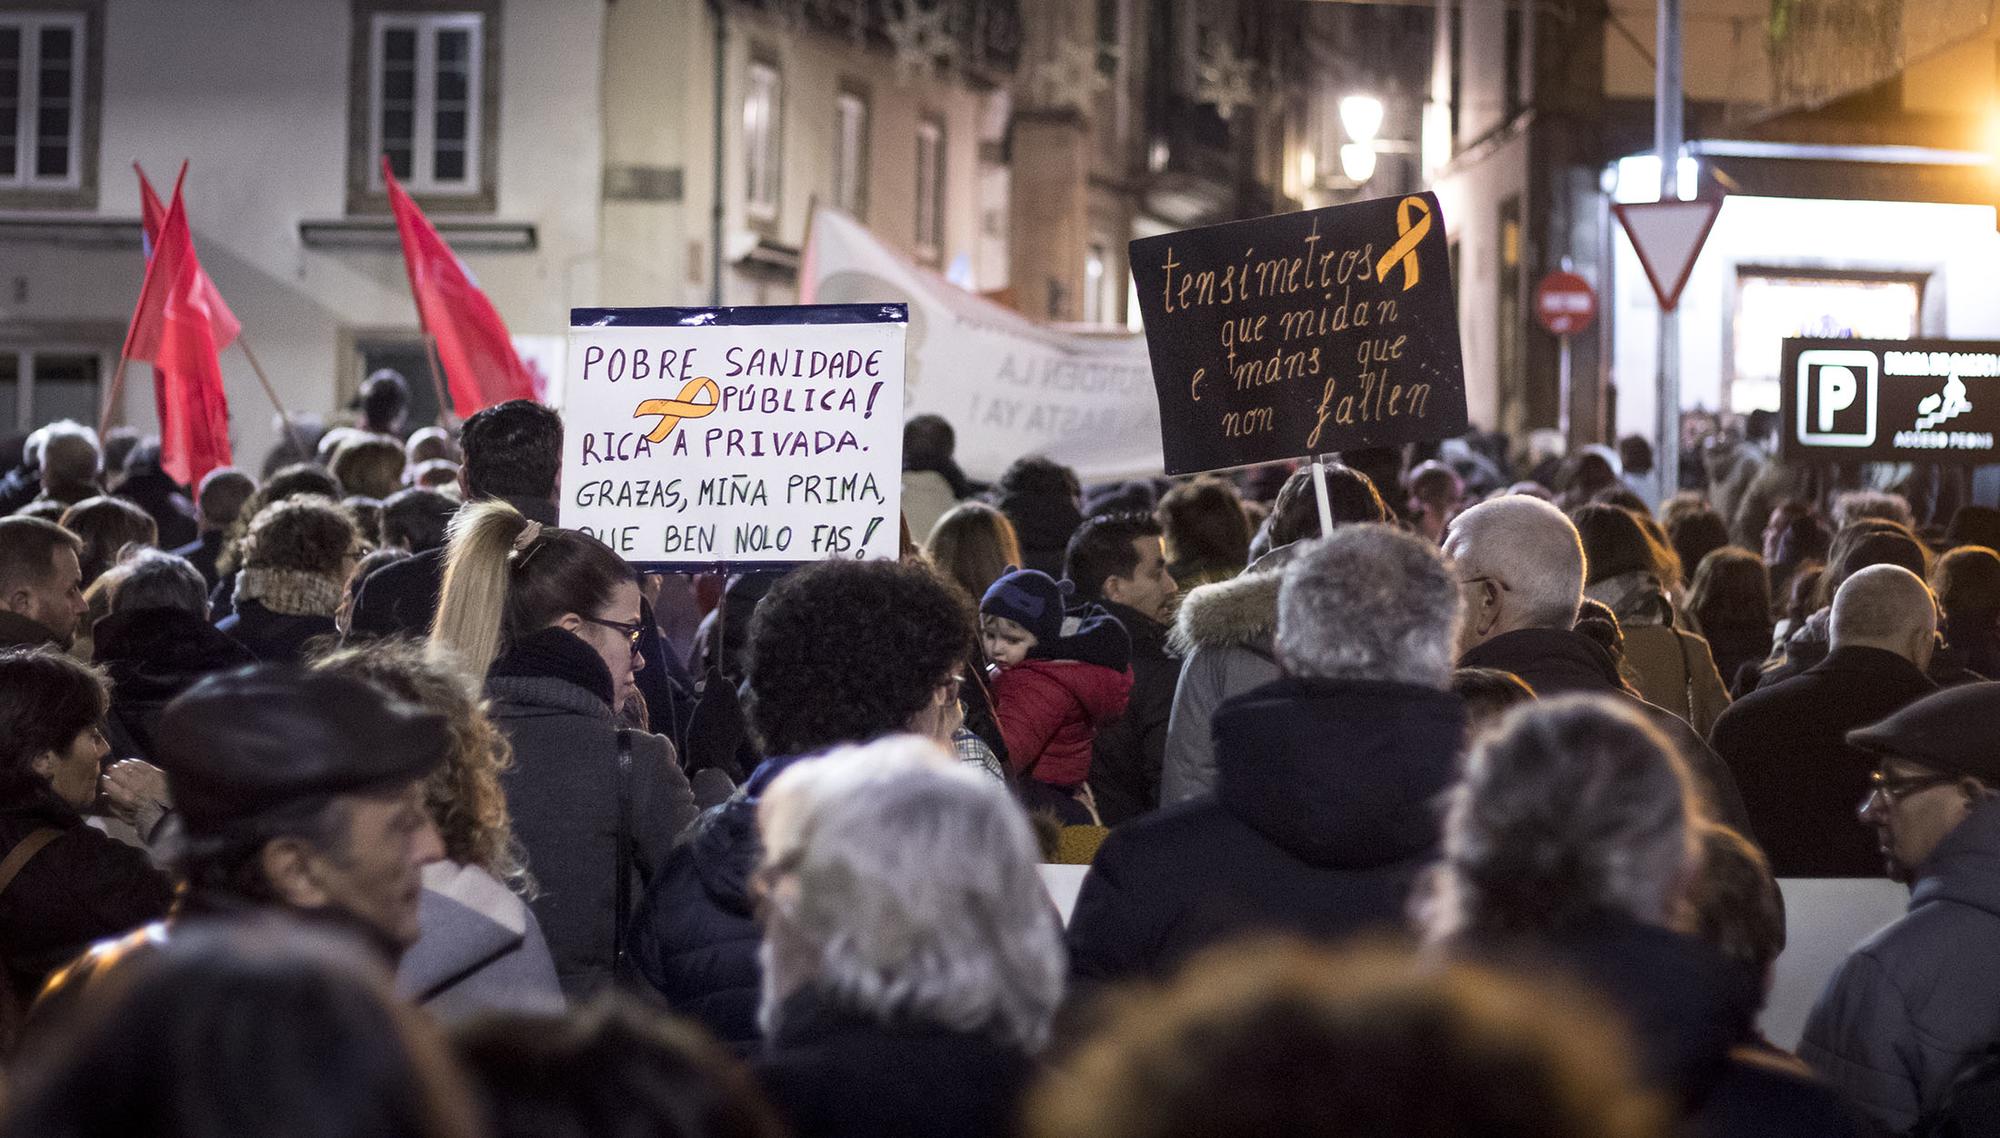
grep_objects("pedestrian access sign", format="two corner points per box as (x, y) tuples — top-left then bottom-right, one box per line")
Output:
(1780, 338), (2000, 463)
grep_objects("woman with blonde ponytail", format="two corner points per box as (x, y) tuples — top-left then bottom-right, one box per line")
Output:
(429, 498), (697, 999)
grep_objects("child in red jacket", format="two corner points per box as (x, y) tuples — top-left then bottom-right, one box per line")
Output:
(979, 569), (1133, 822)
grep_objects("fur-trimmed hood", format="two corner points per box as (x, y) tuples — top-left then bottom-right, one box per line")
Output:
(1167, 545), (1298, 657)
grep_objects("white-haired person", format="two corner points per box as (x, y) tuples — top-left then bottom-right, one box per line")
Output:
(1445, 494), (1752, 832)
(753, 735), (1064, 1138)
(1418, 697), (1860, 1138)
(1067, 525), (1468, 989)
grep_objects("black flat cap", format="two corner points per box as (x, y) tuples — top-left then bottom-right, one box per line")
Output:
(154, 664), (448, 836)
(1848, 682), (2000, 785)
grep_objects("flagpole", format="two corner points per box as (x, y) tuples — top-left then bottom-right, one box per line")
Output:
(422, 333), (456, 429)
(96, 354), (131, 441)
(234, 335), (310, 461)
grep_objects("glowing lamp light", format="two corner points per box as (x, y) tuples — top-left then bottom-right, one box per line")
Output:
(1340, 94), (1385, 144)
(1340, 143), (1378, 184)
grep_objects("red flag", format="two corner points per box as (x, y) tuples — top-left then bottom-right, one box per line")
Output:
(124, 163), (241, 361)
(383, 158), (537, 417)
(136, 163), (168, 256)
(134, 187), (232, 486)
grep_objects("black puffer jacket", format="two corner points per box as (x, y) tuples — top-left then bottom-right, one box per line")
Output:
(631, 752), (810, 1052)
(95, 607), (255, 762)
(1067, 675), (1464, 986)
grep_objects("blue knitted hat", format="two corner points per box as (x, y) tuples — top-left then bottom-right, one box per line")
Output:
(980, 568), (1070, 645)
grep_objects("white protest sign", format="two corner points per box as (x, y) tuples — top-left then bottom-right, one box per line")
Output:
(561, 304), (907, 566)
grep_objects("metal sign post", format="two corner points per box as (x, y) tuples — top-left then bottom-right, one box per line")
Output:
(1656, 0), (1684, 494)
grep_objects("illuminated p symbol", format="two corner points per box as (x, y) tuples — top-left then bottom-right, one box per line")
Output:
(1795, 349), (1877, 448)
(1817, 366), (1858, 433)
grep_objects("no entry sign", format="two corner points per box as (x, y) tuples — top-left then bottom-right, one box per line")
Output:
(1536, 271), (1597, 337)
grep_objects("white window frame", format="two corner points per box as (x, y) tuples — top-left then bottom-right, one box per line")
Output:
(0, 12), (86, 191)
(367, 12), (484, 196)
(1084, 243), (1109, 325)
(832, 88), (868, 219)
(744, 59), (783, 224)
(914, 116), (944, 262)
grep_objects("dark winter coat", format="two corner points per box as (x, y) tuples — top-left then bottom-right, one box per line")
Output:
(1710, 646), (1936, 876)
(486, 629), (698, 1000)
(1505, 916), (1862, 1138)
(992, 607), (1132, 789)
(111, 469), (198, 550)
(631, 791), (765, 1051)
(756, 991), (1035, 1138)
(1802, 796), (2000, 1134)
(631, 752), (814, 1052)
(347, 546), (445, 639)
(0, 799), (175, 1006)
(94, 607), (255, 763)
(169, 530), (226, 590)
(214, 598), (337, 665)
(1459, 627), (1754, 834)
(1087, 600), (1182, 825)
(1067, 676), (1464, 986)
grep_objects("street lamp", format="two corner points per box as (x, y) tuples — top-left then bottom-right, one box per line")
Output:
(1340, 143), (1378, 184)
(1340, 94), (1384, 144)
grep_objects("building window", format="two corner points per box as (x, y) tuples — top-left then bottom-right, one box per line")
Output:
(744, 58), (783, 225)
(367, 12), (483, 195)
(832, 86), (868, 220)
(0, 347), (101, 435)
(914, 116), (945, 262)
(0, 11), (84, 192)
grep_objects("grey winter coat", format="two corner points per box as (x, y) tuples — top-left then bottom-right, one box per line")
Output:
(488, 674), (699, 999)
(1799, 796), (2000, 1134)
(397, 860), (565, 1024)
(1160, 549), (1292, 805)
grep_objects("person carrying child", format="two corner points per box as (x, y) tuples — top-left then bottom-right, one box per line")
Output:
(980, 568), (1133, 824)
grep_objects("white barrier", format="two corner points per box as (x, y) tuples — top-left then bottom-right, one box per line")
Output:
(1040, 864), (1090, 926)
(1762, 878), (1909, 1050)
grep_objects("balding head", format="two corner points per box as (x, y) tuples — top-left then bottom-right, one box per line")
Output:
(1830, 564), (1938, 668)
(1444, 495), (1586, 653)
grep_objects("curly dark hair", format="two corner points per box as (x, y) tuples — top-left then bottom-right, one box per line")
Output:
(746, 559), (975, 757)
(242, 497), (358, 577)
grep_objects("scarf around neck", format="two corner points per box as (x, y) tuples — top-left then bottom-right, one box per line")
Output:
(236, 568), (344, 618)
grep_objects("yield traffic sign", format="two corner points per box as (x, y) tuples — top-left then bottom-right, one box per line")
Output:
(1535, 271), (1597, 337)
(1612, 197), (1724, 313)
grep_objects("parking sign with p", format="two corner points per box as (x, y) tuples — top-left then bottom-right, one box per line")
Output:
(1797, 349), (1878, 447)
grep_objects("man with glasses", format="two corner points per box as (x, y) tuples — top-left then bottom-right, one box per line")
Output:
(1800, 682), (2000, 1134)
(1445, 495), (1750, 832)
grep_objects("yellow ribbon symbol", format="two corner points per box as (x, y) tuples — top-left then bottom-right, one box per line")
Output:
(1374, 196), (1432, 292)
(633, 377), (721, 443)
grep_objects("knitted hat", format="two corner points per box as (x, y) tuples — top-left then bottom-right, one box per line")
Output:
(981, 568), (1071, 645)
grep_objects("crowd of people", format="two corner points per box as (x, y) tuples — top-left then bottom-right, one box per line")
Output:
(0, 377), (1997, 1136)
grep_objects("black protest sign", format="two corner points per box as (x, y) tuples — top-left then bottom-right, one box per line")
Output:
(1780, 338), (2000, 464)
(1129, 192), (1468, 475)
